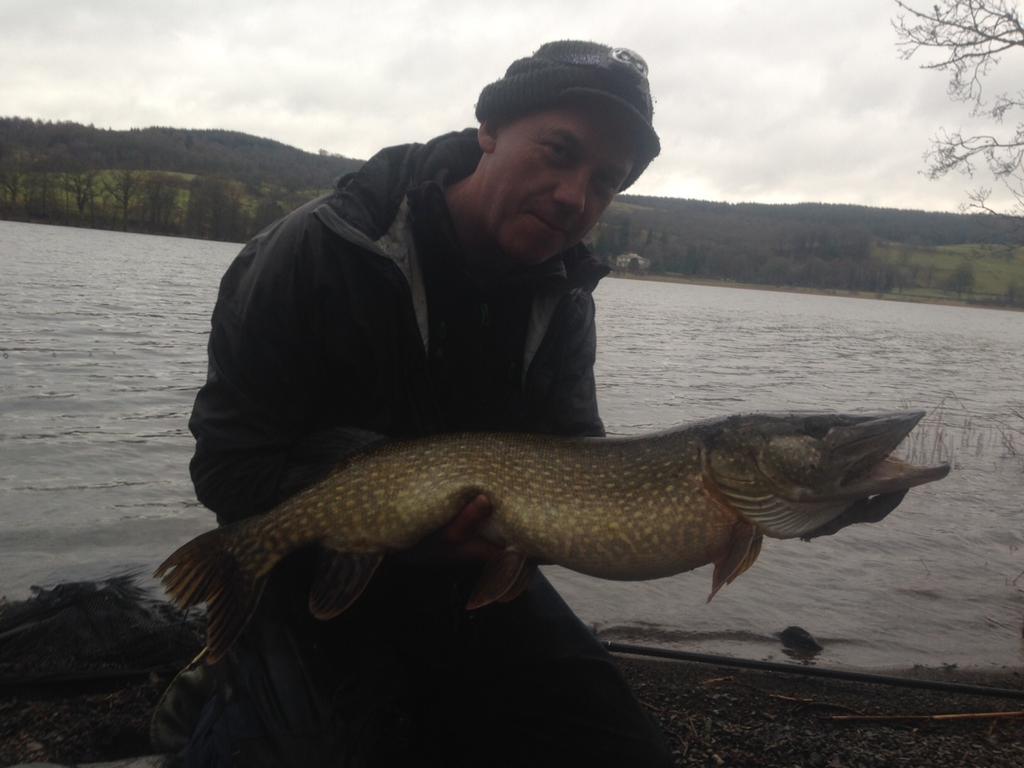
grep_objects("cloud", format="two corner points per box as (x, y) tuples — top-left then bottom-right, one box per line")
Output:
(2, 0), (1018, 212)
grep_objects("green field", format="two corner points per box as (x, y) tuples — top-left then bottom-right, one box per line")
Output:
(873, 241), (1024, 304)
(626, 241), (1024, 311)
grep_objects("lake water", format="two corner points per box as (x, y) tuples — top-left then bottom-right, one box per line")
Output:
(1, 220), (1022, 670)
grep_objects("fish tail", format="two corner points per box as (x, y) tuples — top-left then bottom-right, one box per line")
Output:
(154, 528), (263, 663)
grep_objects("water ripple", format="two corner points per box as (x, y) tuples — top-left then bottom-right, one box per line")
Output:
(2, 221), (1023, 669)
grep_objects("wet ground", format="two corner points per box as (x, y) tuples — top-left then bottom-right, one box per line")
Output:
(621, 657), (1024, 767)
(2, 658), (1023, 767)
(2, 577), (1023, 767)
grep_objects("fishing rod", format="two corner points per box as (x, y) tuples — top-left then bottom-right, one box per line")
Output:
(604, 641), (1024, 701)
(5, 641), (1021, 702)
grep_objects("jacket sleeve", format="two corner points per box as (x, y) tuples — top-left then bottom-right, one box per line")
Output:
(187, 208), (384, 524)
(539, 290), (605, 438)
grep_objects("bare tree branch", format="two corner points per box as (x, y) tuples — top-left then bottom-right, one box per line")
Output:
(894, 0), (1024, 216)
(894, 0), (1024, 104)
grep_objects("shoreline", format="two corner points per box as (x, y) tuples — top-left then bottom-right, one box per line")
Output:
(5, 218), (1021, 313)
(621, 655), (1023, 767)
(610, 271), (1024, 313)
(2, 573), (1020, 765)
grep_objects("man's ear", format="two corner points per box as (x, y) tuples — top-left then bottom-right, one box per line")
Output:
(478, 121), (498, 154)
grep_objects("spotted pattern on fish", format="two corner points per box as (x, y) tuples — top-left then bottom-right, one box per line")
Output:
(156, 411), (950, 662)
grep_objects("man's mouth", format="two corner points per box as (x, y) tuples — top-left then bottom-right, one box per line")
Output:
(528, 212), (569, 234)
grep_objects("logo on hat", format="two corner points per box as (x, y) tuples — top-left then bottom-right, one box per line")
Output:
(609, 47), (648, 77)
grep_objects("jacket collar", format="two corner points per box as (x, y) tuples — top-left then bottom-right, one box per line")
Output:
(318, 129), (610, 292)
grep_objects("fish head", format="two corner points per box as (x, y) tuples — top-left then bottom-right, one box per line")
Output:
(703, 410), (950, 539)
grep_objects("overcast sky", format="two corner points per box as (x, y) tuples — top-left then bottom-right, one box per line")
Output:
(2, 0), (1020, 212)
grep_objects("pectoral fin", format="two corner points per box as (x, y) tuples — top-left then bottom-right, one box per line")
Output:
(466, 548), (527, 610)
(708, 522), (763, 602)
(308, 550), (383, 620)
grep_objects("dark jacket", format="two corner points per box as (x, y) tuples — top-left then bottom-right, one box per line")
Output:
(188, 129), (610, 524)
(177, 132), (678, 768)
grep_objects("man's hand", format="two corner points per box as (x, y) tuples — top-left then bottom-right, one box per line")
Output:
(399, 494), (505, 564)
(800, 490), (908, 541)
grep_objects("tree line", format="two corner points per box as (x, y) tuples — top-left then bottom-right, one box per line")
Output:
(0, 165), (295, 243)
(2, 115), (1022, 306)
(0, 117), (361, 241)
(589, 195), (1024, 303)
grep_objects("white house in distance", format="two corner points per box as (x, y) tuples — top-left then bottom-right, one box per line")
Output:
(614, 252), (651, 273)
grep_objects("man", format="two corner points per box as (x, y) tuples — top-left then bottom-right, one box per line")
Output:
(178, 41), (671, 767)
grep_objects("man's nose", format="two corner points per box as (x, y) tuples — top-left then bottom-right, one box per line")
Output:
(551, 168), (588, 214)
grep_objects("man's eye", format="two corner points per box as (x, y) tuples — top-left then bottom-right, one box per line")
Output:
(546, 143), (570, 161)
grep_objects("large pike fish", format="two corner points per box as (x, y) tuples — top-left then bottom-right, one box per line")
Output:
(157, 410), (949, 662)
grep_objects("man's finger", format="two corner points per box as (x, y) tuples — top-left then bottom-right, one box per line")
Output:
(441, 494), (493, 545)
(801, 490), (908, 541)
(397, 494), (500, 564)
(845, 490), (908, 525)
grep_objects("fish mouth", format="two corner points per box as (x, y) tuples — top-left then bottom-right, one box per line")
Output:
(787, 410), (951, 502)
(831, 455), (951, 500)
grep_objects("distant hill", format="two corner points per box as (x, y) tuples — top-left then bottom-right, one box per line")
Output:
(0, 116), (362, 190)
(1, 116), (1022, 307)
(615, 196), (1024, 247)
(0, 117), (364, 241)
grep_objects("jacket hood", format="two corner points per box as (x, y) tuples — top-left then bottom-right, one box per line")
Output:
(327, 130), (610, 292)
(329, 129), (482, 241)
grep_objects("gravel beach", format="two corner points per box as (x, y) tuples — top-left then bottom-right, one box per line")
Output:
(2, 656), (1022, 767)
(620, 656), (1024, 767)
(2, 580), (1021, 767)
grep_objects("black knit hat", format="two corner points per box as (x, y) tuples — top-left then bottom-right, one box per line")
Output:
(476, 40), (660, 190)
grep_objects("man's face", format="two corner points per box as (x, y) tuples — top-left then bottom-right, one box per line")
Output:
(472, 99), (636, 267)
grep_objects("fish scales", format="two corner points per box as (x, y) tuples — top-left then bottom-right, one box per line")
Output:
(156, 410), (950, 662)
(257, 430), (725, 577)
